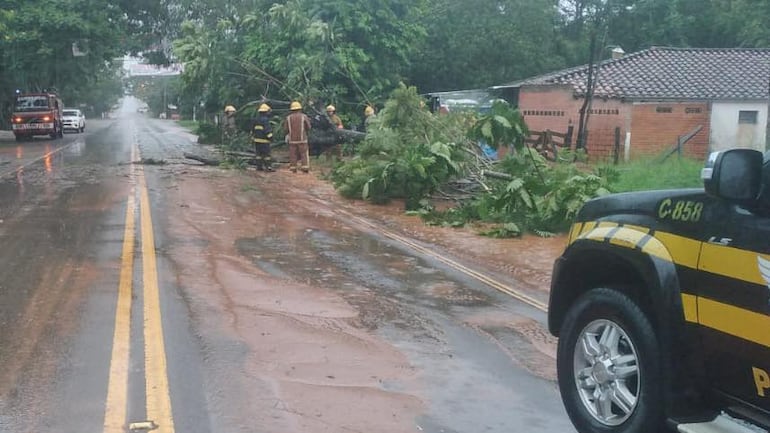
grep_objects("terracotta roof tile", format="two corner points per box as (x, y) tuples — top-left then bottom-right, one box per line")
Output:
(498, 47), (770, 100)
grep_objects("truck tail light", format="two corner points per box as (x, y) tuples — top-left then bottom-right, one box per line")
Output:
(42, 116), (51, 122)
(12, 117), (22, 123)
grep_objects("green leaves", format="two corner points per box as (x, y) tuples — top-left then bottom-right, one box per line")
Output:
(331, 84), (467, 210)
(468, 100), (529, 151)
(233, 0), (428, 109)
(493, 115), (512, 129)
(0, 0), (151, 116)
(423, 145), (612, 237)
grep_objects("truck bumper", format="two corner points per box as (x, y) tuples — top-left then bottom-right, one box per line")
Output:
(13, 123), (55, 136)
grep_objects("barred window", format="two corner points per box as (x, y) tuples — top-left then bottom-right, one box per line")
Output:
(738, 110), (758, 124)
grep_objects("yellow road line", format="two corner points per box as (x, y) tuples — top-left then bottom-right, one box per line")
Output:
(139, 165), (176, 432)
(103, 186), (135, 432)
(103, 141), (138, 432)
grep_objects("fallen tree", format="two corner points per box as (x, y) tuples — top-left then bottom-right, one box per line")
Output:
(183, 152), (220, 166)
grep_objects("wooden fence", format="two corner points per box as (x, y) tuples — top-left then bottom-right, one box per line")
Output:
(525, 126), (574, 161)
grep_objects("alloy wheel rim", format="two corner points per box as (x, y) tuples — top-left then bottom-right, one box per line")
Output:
(573, 319), (640, 426)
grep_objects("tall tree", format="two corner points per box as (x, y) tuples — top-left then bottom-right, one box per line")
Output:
(241, 0), (428, 109)
(173, 0), (430, 117)
(408, 0), (565, 92)
(0, 0), (166, 121)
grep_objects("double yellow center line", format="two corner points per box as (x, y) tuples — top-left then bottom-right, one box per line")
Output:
(103, 143), (175, 432)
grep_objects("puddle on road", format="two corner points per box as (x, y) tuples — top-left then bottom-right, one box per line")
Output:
(166, 164), (567, 431)
(236, 226), (559, 384)
(236, 228), (494, 316)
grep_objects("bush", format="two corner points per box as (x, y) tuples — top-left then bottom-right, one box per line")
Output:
(331, 85), (612, 235)
(196, 123), (221, 144)
(331, 84), (467, 210)
(423, 148), (611, 237)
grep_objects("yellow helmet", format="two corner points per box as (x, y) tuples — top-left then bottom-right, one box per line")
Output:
(258, 103), (271, 113)
(224, 105), (236, 113)
(290, 101), (302, 110)
(326, 104), (336, 112)
(364, 106), (374, 116)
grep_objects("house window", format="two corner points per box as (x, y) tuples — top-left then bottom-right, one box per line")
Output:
(685, 107), (702, 114)
(656, 106), (673, 113)
(738, 110), (758, 124)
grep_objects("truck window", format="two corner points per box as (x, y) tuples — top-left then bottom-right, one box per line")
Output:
(14, 96), (49, 111)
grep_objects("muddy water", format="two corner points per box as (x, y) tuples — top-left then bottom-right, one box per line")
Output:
(157, 160), (571, 433)
(0, 102), (571, 433)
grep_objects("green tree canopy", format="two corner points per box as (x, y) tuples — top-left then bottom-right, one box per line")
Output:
(165, 0), (770, 119)
(0, 0), (165, 121)
(172, 0), (429, 118)
(409, 0), (566, 92)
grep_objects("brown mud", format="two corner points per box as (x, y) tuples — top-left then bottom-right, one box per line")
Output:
(159, 155), (565, 432)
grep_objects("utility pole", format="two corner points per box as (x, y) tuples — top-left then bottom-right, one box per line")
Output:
(575, 0), (612, 152)
(163, 79), (167, 119)
(576, 30), (597, 151)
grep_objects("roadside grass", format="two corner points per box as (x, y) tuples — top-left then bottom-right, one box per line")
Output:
(176, 119), (198, 131)
(604, 156), (704, 193)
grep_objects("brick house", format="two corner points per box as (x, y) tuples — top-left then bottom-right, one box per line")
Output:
(492, 47), (770, 160)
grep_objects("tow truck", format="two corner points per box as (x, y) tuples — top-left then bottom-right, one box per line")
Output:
(11, 91), (64, 141)
(549, 148), (770, 433)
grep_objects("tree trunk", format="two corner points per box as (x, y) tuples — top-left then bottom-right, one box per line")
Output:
(576, 31), (596, 151)
(183, 152), (220, 166)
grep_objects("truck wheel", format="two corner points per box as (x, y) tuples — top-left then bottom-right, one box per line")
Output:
(557, 288), (663, 433)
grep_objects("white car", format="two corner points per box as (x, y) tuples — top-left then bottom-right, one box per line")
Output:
(62, 109), (85, 133)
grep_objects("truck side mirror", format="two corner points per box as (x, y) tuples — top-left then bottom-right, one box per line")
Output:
(702, 148), (763, 204)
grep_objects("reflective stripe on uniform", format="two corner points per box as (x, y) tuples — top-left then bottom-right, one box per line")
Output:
(287, 113), (307, 144)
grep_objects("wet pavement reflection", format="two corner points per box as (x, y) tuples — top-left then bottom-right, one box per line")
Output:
(0, 98), (586, 433)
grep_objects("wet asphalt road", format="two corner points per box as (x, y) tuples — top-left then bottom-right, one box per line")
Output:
(0, 98), (578, 433)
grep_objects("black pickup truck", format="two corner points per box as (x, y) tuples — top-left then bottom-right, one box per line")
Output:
(548, 148), (770, 433)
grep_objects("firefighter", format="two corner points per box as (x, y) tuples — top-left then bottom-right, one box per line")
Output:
(250, 103), (274, 171)
(223, 105), (238, 146)
(223, 105), (237, 130)
(363, 105), (376, 132)
(282, 101), (312, 173)
(325, 104), (343, 160)
(326, 105), (343, 129)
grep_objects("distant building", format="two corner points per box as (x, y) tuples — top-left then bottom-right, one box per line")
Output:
(492, 47), (770, 160)
(424, 89), (495, 114)
(126, 59), (183, 78)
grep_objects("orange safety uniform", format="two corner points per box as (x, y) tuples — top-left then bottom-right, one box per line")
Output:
(328, 113), (343, 129)
(283, 110), (312, 172)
